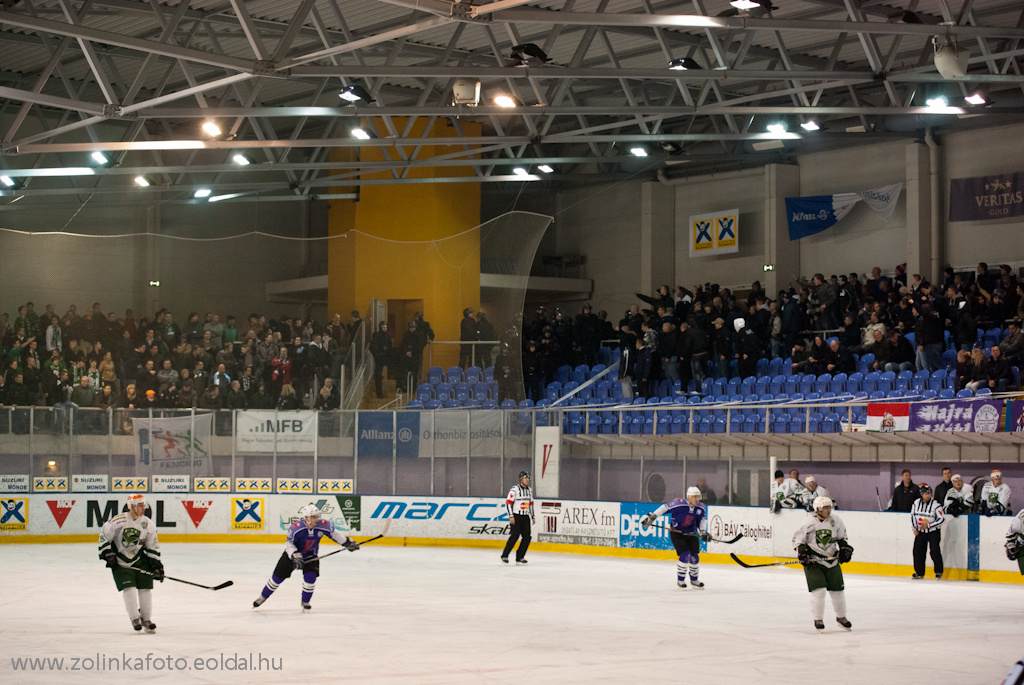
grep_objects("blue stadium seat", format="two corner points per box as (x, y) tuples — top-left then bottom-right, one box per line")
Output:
(823, 414), (842, 433)
(857, 353), (874, 376)
(877, 371), (896, 393)
(928, 369), (947, 391)
(956, 389), (973, 398)
(703, 377), (717, 396)
(463, 399), (481, 408)
(474, 382), (490, 400)
(465, 366), (482, 384)
(596, 380), (612, 400)
(482, 399), (498, 409)
(598, 347), (612, 366)
(755, 376), (771, 396)
(829, 373), (847, 395)
(416, 383), (433, 403)
(905, 332), (915, 347)
(799, 373), (816, 396)
(557, 365), (572, 385)
(769, 357), (784, 377)
(784, 375), (800, 396)
(455, 383), (470, 402)
(895, 371), (913, 392)
(406, 400), (424, 409)
(782, 357), (793, 377)
(591, 364), (607, 378)
(868, 391), (885, 400)
(447, 366), (463, 383)
(815, 373), (831, 395)
(500, 399), (517, 409)
(769, 374), (786, 395)
(573, 365), (590, 385)
(938, 389), (955, 399)
(483, 366), (495, 382)
(726, 376), (741, 397)
(427, 366), (444, 385)
(808, 412), (823, 433)
(435, 382), (452, 401)
(741, 376), (756, 396)
(921, 390), (937, 400)
(912, 370), (929, 392)
(425, 399), (442, 410)
(976, 387), (992, 396)
(847, 372), (863, 393)
(942, 349), (957, 372)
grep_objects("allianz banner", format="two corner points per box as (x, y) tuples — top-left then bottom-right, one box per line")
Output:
(786, 183), (901, 240)
(949, 171), (1024, 221)
(235, 410), (317, 453)
(356, 412), (420, 458)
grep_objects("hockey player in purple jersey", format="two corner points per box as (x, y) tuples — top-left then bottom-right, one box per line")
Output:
(253, 504), (360, 613)
(641, 487), (710, 588)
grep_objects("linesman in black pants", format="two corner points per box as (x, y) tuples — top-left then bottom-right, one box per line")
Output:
(502, 471), (535, 564)
(911, 483), (944, 579)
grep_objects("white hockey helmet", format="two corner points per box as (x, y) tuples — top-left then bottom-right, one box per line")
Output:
(126, 493), (146, 507)
(301, 504), (321, 520)
(686, 486), (702, 499)
(813, 496), (833, 513)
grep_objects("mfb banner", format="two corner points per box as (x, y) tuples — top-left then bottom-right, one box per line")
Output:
(689, 209), (739, 257)
(235, 411), (317, 453)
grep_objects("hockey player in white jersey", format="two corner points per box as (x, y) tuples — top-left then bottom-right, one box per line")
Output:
(1006, 510), (1024, 576)
(97, 493), (163, 633)
(801, 476), (831, 511)
(978, 470), (1012, 516)
(792, 496), (853, 633)
(943, 474), (974, 517)
(770, 470), (802, 513)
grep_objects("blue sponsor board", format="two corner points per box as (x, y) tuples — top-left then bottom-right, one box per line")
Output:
(357, 412), (420, 458)
(619, 502), (672, 550)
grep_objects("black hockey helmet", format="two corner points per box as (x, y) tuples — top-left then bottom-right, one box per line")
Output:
(919, 483), (932, 495)
(519, 471), (531, 481)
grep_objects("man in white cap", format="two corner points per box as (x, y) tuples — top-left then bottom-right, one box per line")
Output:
(943, 474), (974, 517)
(978, 470), (1012, 516)
(98, 493), (163, 632)
(801, 476), (831, 511)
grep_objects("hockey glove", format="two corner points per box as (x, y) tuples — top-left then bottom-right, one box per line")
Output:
(797, 544), (812, 566)
(101, 549), (118, 570)
(699, 532), (712, 543)
(946, 501), (962, 517)
(1007, 546), (1019, 561)
(151, 560), (165, 582)
(640, 513), (656, 530)
(838, 542), (854, 564)
(291, 552), (304, 570)
(343, 540), (361, 552)
(989, 503), (1004, 516)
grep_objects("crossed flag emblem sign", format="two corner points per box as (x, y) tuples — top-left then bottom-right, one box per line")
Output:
(695, 220), (712, 244)
(1, 500), (25, 524)
(718, 216), (735, 240)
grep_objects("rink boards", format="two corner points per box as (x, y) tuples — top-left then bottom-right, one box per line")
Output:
(0, 494), (1020, 583)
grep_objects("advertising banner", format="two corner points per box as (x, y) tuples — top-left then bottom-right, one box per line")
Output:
(1, 498), (28, 531)
(533, 426), (561, 497)
(363, 496), (511, 539)
(317, 479), (354, 494)
(71, 475), (107, 493)
(235, 411), (317, 453)
(151, 475), (189, 493)
(132, 413), (213, 476)
(33, 476), (69, 492)
(277, 478), (314, 493)
(1004, 400), (1024, 432)
(689, 209), (739, 257)
(786, 183), (902, 240)
(194, 477), (231, 492)
(356, 412), (420, 458)
(1, 475), (30, 493)
(866, 402), (910, 432)
(416, 410), (503, 459)
(111, 477), (147, 492)
(949, 171), (1024, 221)
(618, 501), (673, 550)
(536, 499), (618, 547)
(909, 399), (1003, 432)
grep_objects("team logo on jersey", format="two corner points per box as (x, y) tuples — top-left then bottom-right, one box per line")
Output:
(121, 528), (141, 546)
(46, 499), (75, 528)
(182, 500), (214, 528)
(231, 498), (265, 530)
(815, 529), (833, 546)
(1, 498), (28, 531)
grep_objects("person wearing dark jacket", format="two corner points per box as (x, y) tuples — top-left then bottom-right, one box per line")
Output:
(986, 345), (1014, 392)
(824, 337), (856, 375)
(369, 322), (393, 398)
(617, 334), (637, 401)
(913, 303), (944, 372)
(734, 317), (760, 378)
(635, 286), (674, 313)
(475, 312), (496, 369)
(522, 340), (542, 402)
(888, 469), (922, 512)
(459, 308), (477, 368)
(399, 322), (423, 392)
(574, 304), (602, 367)
(635, 335), (653, 399)
(885, 329), (916, 374)
(712, 317), (732, 379)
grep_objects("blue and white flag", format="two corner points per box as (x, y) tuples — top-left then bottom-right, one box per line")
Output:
(786, 183), (902, 240)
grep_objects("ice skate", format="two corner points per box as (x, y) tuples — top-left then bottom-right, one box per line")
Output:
(141, 619), (156, 634)
(814, 620), (825, 633)
(689, 579), (704, 589)
(500, 556), (508, 564)
(515, 558), (527, 564)
(253, 596), (266, 608)
(836, 617), (852, 631)
(677, 580), (687, 588)
(132, 618), (143, 632)
(911, 573), (923, 579)
(301, 602), (312, 613)
(935, 572), (942, 579)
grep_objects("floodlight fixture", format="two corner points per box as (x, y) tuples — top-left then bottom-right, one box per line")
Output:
(202, 121), (222, 137)
(513, 167), (529, 177)
(933, 40), (969, 79)
(925, 95), (949, 108)
(630, 147), (648, 157)
(668, 57), (702, 71)
(800, 121), (820, 131)
(91, 151), (109, 165)
(209, 193), (244, 203)
(194, 188), (212, 198)
(537, 164), (554, 174)
(232, 153), (254, 166)
(730, 0), (760, 9)
(452, 79), (481, 106)
(134, 176), (153, 187)
(767, 122), (788, 135)
(510, 43), (550, 66)
(964, 93), (987, 105)
(0, 175), (17, 188)
(351, 128), (372, 140)
(339, 85), (374, 104)
(494, 95), (516, 108)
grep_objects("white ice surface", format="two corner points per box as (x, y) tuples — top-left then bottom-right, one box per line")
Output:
(0, 543), (1021, 685)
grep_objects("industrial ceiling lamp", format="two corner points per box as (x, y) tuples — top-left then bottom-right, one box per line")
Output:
(668, 57), (702, 71)
(933, 37), (969, 79)
(510, 43), (550, 67)
(339, 85), (374, 104)
(964, 92), (987, 105)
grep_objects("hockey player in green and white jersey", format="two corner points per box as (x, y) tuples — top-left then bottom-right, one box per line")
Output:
(800, 475), (831, 511)
(1006, 510), (1024, 576)
(943, 474), (974, 517)
(792, 496), (854, 633)
(977, 470), (1012, 516)
(770, 470), (802, 513)
(98, 493), (163, 633)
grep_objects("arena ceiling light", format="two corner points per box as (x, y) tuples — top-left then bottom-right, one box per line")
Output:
(202, 121), (222, 137)
(630, 147), (648, 157)
(91, 151), (109, 165)
(512, 167), (529, 176)
(964, 92), (987, 105)
(339, 85), (374, 104)
(767, 122), (788, 134)
(194, 188), (212, 198)
(668, 58), (702, 71)
(800, 121), (820, 131)
(494, 95), (516, 108)
(925, 95), (949, 108)
(537, 164), (554, 174)
(134, 175), (153, 187)
(730, 0), (761, 9)
(350, 127), (372, 140)
(1, 174), (22, 189)
(208, 193), (244, 203)
(231, 153), (255, 166)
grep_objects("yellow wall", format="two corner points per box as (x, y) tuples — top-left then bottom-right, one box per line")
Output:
(327, 119), (481, 368)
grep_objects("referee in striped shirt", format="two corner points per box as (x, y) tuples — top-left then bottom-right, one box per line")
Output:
(911, 483), (944, 579)
(502, 471), (535, 564)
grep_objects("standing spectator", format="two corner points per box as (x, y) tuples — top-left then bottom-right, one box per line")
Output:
(184, 313), (203, 346)
(999, 322), (1024, 363)
(223, 315), (239, 345)
(934, 467), (954, 505)
(574, 304), (601, 367)
(523, 340), (543, 402)
(911, 484), (944, 579)
(459, 307), (477, 368)
(888, 469), (921, 512)
(657, 321), (679, 383)
(45, 316), (62, 353)
(635, 334), (653, 399)
(616, 334), (635, 402)
(696, 475), (718, 505)
(204, 313), (224, 351)
(225, 380), (248, 410)
(712, 317), (731, 379)
(977, 470), (1012, 516)
(368, 323), (392, 399)
(943, 474), (974, 517)
(475, 312), (496, 368)
(398, 321), (422, 392)
(270, 347), (293, 401)
(313, 377), (339, 410)
(914, 303), (944, 372)
(635, 285), (674, 312)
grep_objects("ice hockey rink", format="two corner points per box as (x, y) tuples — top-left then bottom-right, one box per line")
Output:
(1, 543), (1020, 685)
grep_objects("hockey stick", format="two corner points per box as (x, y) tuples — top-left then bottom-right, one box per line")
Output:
(730, 553), (838, 569)
(136, 569), (234, 591)
(317, 518), (392, 561)
(646, 522), (743, 544)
